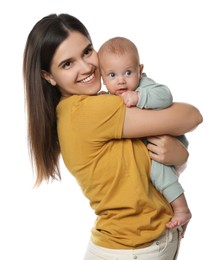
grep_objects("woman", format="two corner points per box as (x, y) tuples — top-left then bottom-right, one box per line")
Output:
(23, 14), (202, 260)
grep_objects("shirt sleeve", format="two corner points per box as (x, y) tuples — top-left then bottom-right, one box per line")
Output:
(76, 94), (126, 141)
(136, 74), (173, 109)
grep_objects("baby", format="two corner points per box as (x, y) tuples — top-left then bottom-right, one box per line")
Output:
(98, 36), (191, 232)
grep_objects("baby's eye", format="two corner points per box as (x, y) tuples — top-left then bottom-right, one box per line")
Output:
(125, 70), (132, 76)
(109, 72), (116, 78)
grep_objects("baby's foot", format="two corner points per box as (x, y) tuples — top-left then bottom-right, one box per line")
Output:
(166, 210), (192, 235)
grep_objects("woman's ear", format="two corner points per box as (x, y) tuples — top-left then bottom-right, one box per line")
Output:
(41, 70), (57, 86)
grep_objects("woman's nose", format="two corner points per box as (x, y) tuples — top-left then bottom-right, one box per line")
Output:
(79, 59), (91, 72)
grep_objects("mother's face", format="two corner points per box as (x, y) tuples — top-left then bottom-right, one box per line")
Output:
(43, 31), (101, 97)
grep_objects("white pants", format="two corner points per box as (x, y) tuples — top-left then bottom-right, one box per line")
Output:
(84, 228), (182, 260)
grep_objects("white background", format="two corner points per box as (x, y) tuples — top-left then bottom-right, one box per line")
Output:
(0, 0), (222, 259)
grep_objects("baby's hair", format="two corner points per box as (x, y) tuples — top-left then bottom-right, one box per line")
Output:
(98, 36), (140, 61)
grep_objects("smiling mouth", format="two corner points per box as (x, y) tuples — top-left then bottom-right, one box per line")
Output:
(80, 73), (95, 83)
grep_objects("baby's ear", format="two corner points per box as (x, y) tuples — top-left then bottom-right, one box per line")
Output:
(139, 64), (144, 78)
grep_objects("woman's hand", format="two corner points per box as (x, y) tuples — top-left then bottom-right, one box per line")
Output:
(146, 135), (189, 169)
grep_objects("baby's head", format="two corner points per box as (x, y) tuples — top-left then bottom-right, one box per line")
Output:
(98, 37), (143, 95)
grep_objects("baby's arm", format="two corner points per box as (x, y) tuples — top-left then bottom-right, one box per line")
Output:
(121, 74), (173, 109)
(136, 74), (173, 109)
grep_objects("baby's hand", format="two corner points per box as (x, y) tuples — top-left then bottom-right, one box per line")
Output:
(121, 91), (139, 107)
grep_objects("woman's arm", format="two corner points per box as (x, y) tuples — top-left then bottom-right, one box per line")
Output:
(122, 102), (203, 138)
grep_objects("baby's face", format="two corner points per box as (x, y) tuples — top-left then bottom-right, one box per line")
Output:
(99, 53), (142, 95)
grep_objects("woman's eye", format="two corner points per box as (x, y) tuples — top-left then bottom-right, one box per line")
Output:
(63, 61), (71, 69)
(84, 47), (93, 56)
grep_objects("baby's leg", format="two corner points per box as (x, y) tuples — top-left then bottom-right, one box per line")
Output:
(166, 193), (192, 238)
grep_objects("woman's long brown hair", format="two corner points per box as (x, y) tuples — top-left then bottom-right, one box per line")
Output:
(23, 14), (92, 186)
